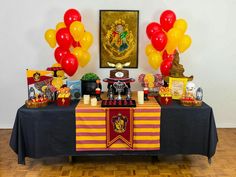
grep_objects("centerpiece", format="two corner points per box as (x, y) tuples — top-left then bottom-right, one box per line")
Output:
(103, 62), (135, 95)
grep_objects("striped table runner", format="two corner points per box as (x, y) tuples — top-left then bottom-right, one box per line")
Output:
(75, 96), (161, 151)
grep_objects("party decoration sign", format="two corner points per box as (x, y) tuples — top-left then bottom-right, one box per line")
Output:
(169, 77), (187, 100)
(100, 10), (139, 68)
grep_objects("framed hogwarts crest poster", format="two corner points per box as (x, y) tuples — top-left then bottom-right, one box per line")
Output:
(100, 10), (139, 68)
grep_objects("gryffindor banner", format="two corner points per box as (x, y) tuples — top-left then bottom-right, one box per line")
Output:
(106, 108), (133, 148)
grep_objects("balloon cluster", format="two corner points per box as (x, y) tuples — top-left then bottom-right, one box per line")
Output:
(145, 10), (192, 76)
(45, 9), (93, 76)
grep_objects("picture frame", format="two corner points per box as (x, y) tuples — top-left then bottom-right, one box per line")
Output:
(169, 77), (188, 100)
(26, 69), (54, 100)
(99, 10), (139, 68)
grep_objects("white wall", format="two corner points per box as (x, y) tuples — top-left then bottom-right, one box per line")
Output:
(0, 0), (235, 128)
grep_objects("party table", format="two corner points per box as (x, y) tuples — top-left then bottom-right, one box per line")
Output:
(10, 93), (218, 164)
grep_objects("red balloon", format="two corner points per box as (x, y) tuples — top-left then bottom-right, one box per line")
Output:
(56, 28), (73, 49)
(61, 53), (79, 76)
(146, 22), (162, 39)
(54, 47), (69, 64)
(160, 59), (173, 76)
(64, 9), (82, 27)
(160, 10), (176, 32)
(151, 31), (167, 51)
(162, 50), (176, 61)
(72, 40), (81, 48)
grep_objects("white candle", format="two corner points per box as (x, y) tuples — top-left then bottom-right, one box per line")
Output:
(91, 98), (97, 106)
(83, 95), (90, 104)
(138, 91), (144, 104)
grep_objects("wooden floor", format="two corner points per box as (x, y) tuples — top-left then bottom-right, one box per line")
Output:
(0, 129), (236, 177)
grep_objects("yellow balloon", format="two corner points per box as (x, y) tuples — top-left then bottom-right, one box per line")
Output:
(56, 22), (66, 32)
(178, 35), (192, 53)
(165, 42), (177, 54)
(69, 21), (84, 42)
(80, 32), (93, 50)
(72, 47), (91, 67)
(174, 19), (188, 34)
(166, 28), (183, 54)
(145, 44), (156, 56)
(80, 51), (91, 67)
(168, 28), (183, 45)
(72, 47), (83, 60)
(148, 52), (162, 70)
(44, 29), (56, 48)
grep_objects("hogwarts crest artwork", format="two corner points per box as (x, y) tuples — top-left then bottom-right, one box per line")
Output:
(100, 10), (139, 68)
(112, 113), (128, 133)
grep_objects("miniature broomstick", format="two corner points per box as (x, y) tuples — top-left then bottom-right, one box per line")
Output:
(164, 52), (193, 82)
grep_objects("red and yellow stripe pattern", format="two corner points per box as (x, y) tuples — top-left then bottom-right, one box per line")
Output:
(75, 99), (161, 151)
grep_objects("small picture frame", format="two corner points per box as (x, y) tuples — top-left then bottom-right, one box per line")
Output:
(169, 77), (188, 100)
(66, 80), (82, 100)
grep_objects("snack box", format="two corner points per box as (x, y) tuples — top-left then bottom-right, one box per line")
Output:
(157, 95), (172, 105)
(57, 96), (71, 106)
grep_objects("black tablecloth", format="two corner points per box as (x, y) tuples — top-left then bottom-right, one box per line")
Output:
(10, 101), (218, 164)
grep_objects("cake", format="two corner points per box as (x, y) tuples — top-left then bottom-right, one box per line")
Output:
(106, 62), (130, 79)
(110, 69), (129, 79)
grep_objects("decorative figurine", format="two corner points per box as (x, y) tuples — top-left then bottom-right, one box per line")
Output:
(180, 86), (203, 107)
(196, 87), (203, 101)
(164, 52), (194, 83)
(113, 81), (126, 100)
(186, 81), (196, 98)
(107, 85), (114, 100)
(107, 62), (131, 70)
(126, 87), (131, 100)
(29, 87), (36, 100)
(143, 82), (149, 101)
(95, 80), (102, 101)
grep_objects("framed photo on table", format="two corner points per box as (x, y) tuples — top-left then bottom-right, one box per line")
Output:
(99, 10), (139, 68)
(169, 77), (188, 100)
